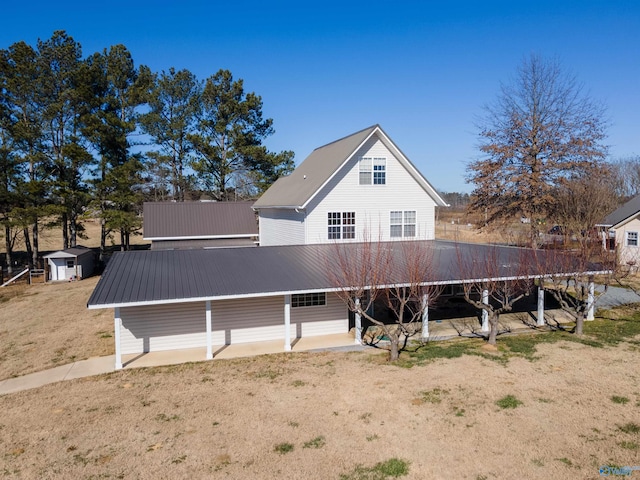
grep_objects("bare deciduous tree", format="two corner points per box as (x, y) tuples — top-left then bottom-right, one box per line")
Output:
(455, 244), (533, 345)
(467, 54), (608, 248)
(533, 244), (615, 335)
(549, 169), (618, 256)
(327, 237), (440, 361)
(610, 156), (640, 201)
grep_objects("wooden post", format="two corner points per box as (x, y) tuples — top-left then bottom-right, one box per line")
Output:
(114, 307), (123, 370)
(587, 277), (595, 321)
(481, 289), (489, 332)
(284, 294), (292, 351)
(205, 301), (213, 360)
(537, 285), (545, 326)
(421, 293), (429, 340)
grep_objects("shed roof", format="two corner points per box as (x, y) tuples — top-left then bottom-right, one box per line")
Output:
(44, 246), (93, 259)
(87, 241), (591, 309)
(252, 125), (448, 210)
(598, 195), (640, 228)
(143, 201), (258, 240)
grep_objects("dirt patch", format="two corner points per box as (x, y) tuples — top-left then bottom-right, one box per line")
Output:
(0, 277), (113, 379)
(1, 341), (639, 478)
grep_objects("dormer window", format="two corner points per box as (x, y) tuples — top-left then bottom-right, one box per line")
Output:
(359, 157), (386, 185)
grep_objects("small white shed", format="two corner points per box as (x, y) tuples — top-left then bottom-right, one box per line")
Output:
(44, 246), (96, 281)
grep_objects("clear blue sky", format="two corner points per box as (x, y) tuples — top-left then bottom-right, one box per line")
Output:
(2, 0), (638, 193)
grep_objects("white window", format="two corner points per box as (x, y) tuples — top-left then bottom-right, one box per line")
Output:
(328, 212), (356, 240)
(66, 260), (75, 268)
(390, 210), (417, 238)
(627, 231), (638, 247)
(359, 157), (386, 185)
(292, 292), (326, 308)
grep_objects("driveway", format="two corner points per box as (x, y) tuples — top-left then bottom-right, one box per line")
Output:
(596, 284), (640, 309)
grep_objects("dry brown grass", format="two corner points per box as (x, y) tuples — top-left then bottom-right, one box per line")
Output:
(1, 218), (147, 255)
(0, 277), (113, 379)
(1, 340), (639, 478)
(2, 216), (639, 478)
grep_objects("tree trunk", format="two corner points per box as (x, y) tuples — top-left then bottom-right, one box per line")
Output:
(120, 229), (125, 251)
(100, 222), (107, 262)
(69, 211), (77, 248)
(32, 219), (39, 268)
(5, 224), (13, 276)
(575, 316), (584, 336)
(23, 228), (33, 268)
(488, 314), (499, 345)
(62, 212), (69, 249)
(389, 336), (400, 361)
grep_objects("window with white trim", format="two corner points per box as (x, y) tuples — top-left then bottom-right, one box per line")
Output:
(390, 210), (417, 238)
(328, 212), (355, 239)
(627, 231), (638, 247)
(66, 260), (75, 268)
(292, 292), (326, 308)
(359, 157), (386, 185)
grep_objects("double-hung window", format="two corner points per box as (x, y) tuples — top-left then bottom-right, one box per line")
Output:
(627, 231), (638, 247)
(359, 157), (386, 185)
(390, 210), (417, 238)
(328, 212), (356, 240)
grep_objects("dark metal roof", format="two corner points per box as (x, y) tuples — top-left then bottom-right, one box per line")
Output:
(87, 241), (591, 309)
(143, 201), (258, 239)
(599, 195), (640, 228)
(252, 125), (447, 210)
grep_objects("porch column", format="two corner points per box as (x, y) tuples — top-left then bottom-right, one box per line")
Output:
(421, 293), (429, 340)
(205, 300), (213, 360)
(481, 289), (489, 332)
(537, 285), (545, 326)
(284, 294), (292, 351)
(354, 297), (362, 344)
(114, 307), (123, 370)
(587, 277), (595, 321)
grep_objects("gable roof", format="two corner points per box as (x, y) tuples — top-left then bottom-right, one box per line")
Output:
(87, 241), (591, 309)
(253, 125), (448, 210)
(598, 195), (640, 228)
(44, 246), (93, 259)
(143, 201), (258, 240)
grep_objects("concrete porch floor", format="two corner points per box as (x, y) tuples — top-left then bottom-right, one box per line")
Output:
(121, 332), (360, 369)
(120, 308), (575, 369)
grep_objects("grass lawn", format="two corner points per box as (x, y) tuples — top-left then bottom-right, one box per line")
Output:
(2, 281), (640, 478)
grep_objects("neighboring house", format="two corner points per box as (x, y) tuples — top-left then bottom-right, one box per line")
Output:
(44, 246), (95, 281)
(597, 195), (640, 267)
(253, 125), (448, 246)
(143, 201), (259, 250)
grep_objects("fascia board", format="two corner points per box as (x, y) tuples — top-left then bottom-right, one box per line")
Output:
(144, 234), (257, 241)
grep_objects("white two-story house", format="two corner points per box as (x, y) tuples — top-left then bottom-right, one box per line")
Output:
(89, 126), (502, 368)
(253, 125), (447, 245)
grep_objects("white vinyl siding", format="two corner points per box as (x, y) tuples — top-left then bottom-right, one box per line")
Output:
(305, 137), (437, 243)
(614, 219), (640, 267)
(118, 293), (348, 354)
(258, 208), (305, 246)
(120, 302), (206, 354)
